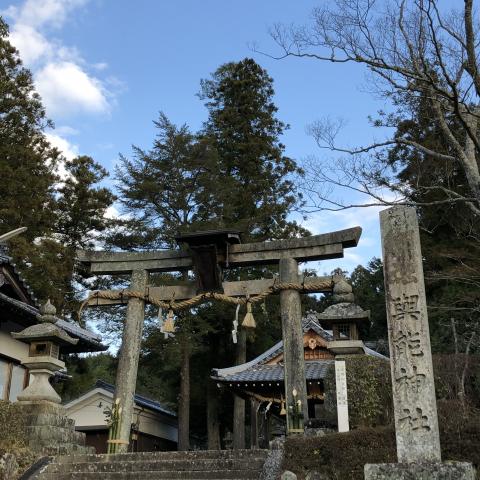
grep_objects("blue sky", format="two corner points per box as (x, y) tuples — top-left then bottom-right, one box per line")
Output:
(1, 0), (397, 274)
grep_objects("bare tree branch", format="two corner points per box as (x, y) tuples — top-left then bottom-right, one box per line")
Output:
(265, 0), (480, 215)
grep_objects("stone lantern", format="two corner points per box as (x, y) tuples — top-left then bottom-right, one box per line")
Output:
(11, 300), (78, 404)
(317, 277), (370, 355)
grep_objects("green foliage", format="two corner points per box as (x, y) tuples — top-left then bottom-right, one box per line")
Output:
(54, 353), (117, 403)
(283, 427), (396, 480)
(382, 88), (480, 355)
(113, 113), (219, 249)
(350, 258), (387, 342)
(56, 156), (115, 250)
(324, 356), (393, 428)
(10, 155), (114, 315)
(0, 17), (58, 240)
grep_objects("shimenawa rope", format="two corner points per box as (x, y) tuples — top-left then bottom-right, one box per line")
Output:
(78, 279), (334, 320)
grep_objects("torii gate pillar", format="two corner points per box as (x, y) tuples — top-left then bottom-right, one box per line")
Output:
(113, 269), (148, 453)
(280, 258), (308, 429)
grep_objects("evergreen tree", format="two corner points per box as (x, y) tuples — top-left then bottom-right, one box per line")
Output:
(350, 258), (387, 343)
(0, 16), (58, 245)
(199, 57), (305, 240)
(112, 113), (218, 250)
(0, 17), (115, 314)
(56, 156), (114, 250)
(12, 156), (115, 314)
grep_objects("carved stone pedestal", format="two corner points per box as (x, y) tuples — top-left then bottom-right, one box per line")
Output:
(364, 462), (476, 479)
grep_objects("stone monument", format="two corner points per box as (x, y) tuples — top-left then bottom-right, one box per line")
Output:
(364, 206), (475, 479)
(334, 360), (349, 432)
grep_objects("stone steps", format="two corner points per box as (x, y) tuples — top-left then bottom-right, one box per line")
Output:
(55, 449), (267, 463)
(34, 449), (269, 480)
(41, 443), (95, 456)
(48, 458), (265, 473)
(39, 470), (260, 480)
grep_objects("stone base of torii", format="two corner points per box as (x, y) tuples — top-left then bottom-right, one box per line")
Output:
(78, 227), (362, 452)
(364, 207), (475, 480)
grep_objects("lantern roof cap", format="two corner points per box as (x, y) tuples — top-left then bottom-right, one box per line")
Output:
(316, 302), (370, 325)
(11, 322), (78, 346)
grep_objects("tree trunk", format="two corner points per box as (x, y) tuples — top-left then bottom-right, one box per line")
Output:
(250, 399), (258, 449)
(459, 332), (476, 411)
(177, 335), (190, 451)
(207, 381), (221, 450)
(233, 328), (246, 449)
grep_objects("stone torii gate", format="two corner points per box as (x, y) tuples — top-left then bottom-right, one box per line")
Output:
(77, 227), (361, 452)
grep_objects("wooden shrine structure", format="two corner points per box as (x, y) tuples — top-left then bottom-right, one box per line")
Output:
(77, 227), (361, 452)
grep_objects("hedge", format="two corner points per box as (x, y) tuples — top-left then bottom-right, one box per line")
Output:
(323, 355), (393, 428)
(283, 404), (480, 480)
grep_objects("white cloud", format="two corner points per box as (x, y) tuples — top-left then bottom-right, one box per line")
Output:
(4, 0), (115, 119)
(36, 62), (109, 116)
(93, 62), (108, 71)
(8, 23), (51, 64)
(45, 132), (79, 180)
(5, 0), (88, 29)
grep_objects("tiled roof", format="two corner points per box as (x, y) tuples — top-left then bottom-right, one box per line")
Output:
(0, 292), (107, 352)
(0, 252), (38, 306)
(212, 360), (334, 383)
(94, 380), (177, 418)
(212, 312), (388, 383)
(212, 313), (333, 381)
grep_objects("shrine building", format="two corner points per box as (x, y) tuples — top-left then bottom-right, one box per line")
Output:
(212, 301), (387, 446)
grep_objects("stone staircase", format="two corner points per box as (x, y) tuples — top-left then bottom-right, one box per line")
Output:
(31, 449), (270, 480)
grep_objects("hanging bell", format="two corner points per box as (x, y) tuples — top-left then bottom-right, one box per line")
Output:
(280, 398), (286, 416)
(162, 309), (176, 333)
(242, 301), (256, 329)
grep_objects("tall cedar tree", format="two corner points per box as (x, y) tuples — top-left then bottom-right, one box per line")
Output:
(197, 58), (307, 447)
(199, 57), (305, 240)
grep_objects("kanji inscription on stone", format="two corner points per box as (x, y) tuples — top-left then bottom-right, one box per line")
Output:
(380, 207), (441, 463)
(391, 294), (421, 323)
